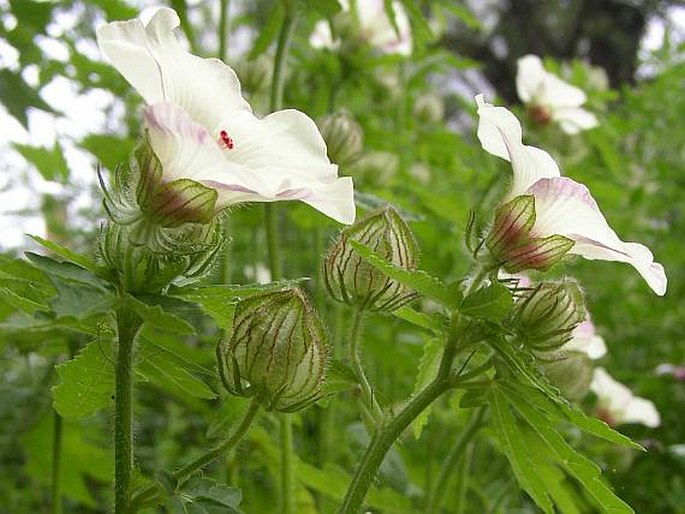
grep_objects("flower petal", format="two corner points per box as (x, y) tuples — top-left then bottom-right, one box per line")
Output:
(97, 7), (250, 129)
(515, 54), (546, 104)
(362, 0), (413, 55)
(528, 177), (667, 295)
(564, 320), (607, 359)
(554, 107), (599, 134)
(591, 368), (660, 427)
(145, 103), (356, 224)
(538, 73), (587, 108)
(476, 95), (560, 197)
(623, 397), (661, 428)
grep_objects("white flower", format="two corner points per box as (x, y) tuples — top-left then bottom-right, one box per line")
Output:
(476, 94), (667, 296)
(590, 368), (660, 428)
(309, 0), (412, 56)
(516, 54), (598, 134)
(563, 319), (607, 360)
(97, 8), (355, 225)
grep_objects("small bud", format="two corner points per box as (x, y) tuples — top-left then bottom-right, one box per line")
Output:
(513, 280), (586, 352)
(414, 94), (444, 124)
(217, 288), (327, 412)
(486, 195), (574, 273)
(540, 352), (594, 400)
(323, 205), (419, 312)
(319, 109), (364, 167)
(236, 54), (273, 95)
(350, 151), (398, 188)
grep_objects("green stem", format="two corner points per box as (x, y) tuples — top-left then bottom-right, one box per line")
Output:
(267, 9), (298, 514)
(348, 308), (382, 424)
(218, 0), (230, 61)
(426, 407), (485, 514)
(114, 306), (142, 514)
(132, 398), (260, 510)
(454, 442), (475, 514)
(338, 378), (452, 514)
(51, 410), (63, 514)
(279, 415), (295, 514)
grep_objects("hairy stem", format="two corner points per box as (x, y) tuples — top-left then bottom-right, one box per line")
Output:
(426, 407), (485, 514)
(349, 308), (382, 423)
(132, 398), (260, 510)
(114, 306), (142, 514)
(51, 410), (63, 514)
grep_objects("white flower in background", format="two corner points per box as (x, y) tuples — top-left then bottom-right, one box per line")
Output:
(243, 263), (271, 284)
(655, 363), (685, 381)
(310, 0), (412, 56)
(97, 8), (355, 225)
(590, 367), (661, 428)
(475, 94), (667, 296)
(516, 54), (598, 134)
(564, 318), (607, 359)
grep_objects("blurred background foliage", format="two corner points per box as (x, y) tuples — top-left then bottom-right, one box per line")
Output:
(0, 0), (684, 512)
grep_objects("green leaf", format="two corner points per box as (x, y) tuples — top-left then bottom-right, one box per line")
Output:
(49, 276), (116, 320)
(460, 281), (514, 321)
(0, 69), (56, 128)
(503, 385), (634, 513)
(411, 337), (442, 439)
(136, 326), (216, 400)
(13, 142), (69, 182)
(206, 396), (253, 440)
(79, 134), (136, 171)
(52, 337), (115, 420)
(489, 388), (554, 513)
(298, 0), (341, 17)
(319, 359), (359, 402)
(125, 295), (195, 335)
(24, 252), (109, 290)
(183, 477), (242, 509)
(350, 240), (456, 308)
(28, 235), (98, 272)
(393, 305), (443, 333)
(249, 2), (284, 59)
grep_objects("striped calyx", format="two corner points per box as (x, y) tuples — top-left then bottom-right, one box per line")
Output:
(512, 279), (586, 353)
(217, 288), (327, 413)
(323, 205), (419, 312)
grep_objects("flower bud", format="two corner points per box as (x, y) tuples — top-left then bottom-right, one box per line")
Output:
(486, 195), (574, 273)
(350, 151), (398, 188)
(323, 205), (419, 312)
(319, 109), (364, 167)
(217, 288), (327, 412)
(236, 54), (273, 95)
(513, 280), (586, 352)
(540, 352), (594, 400)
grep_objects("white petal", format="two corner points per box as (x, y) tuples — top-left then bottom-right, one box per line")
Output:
(309, 20), (338, 50)
(623, 397), (661, 428)
(97, 7), (250, 129)
(538, 72), (587, 108)
(476, 95), (560, 197)
(554, 107), (599, 134)
(146, 103), (356, 223)
(528, 177), (667, 295)
(565, 320), (607, 360)
(516, 54), (546, 104)
(356, 0), (412, 55)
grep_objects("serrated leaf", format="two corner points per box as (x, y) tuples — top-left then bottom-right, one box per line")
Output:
(28, 235), (98, 272)
(350, 240), (456, 308)
(412, 337), (442, 439)
(125, 295), (195, 335)
(14, 142), (70, 182)
(503, 386), (634, 514)
(136, 326), (216, 400)
(52, 338), (115, 419)
(49, 277), (116, 319)
(489, 389), (554, 513)
(460, 281), (514, 321)
(25, 252), (109, 290)
(393, 306), (443, 332)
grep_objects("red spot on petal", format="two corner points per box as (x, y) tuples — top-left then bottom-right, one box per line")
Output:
(219, 130), (234, 150)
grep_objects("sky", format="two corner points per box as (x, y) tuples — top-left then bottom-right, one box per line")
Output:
(0, 2), (683, 251)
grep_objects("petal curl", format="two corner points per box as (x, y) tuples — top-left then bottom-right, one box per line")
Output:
(528, 177), (667, 295)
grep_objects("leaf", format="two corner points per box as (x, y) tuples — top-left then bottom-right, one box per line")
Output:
(298, 0), (341, 17)
(503, 385), (634, 513)
(0, 69), (56, 128)
(183, 477), (242, 509)
(460, 281), (514, 321)
(411, 337), (442, 439)
(28, 235), (98, 272)
(79, 134), (136, 171)
(393, 305), (443, 333)
(136, 326), (216, 400)
(52, 337), (115, 420)
(319, 359), (359, 402)
(49, 277), (116, 319)
(249, 2), (284, 59)
(125, 295), (195, 335)
(24, 252), (109, 290)
(206, 396), (253, 440)
(489, 388), (555, 513)
(13, 141), (70, 183)
(350, 240), (456, 308)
